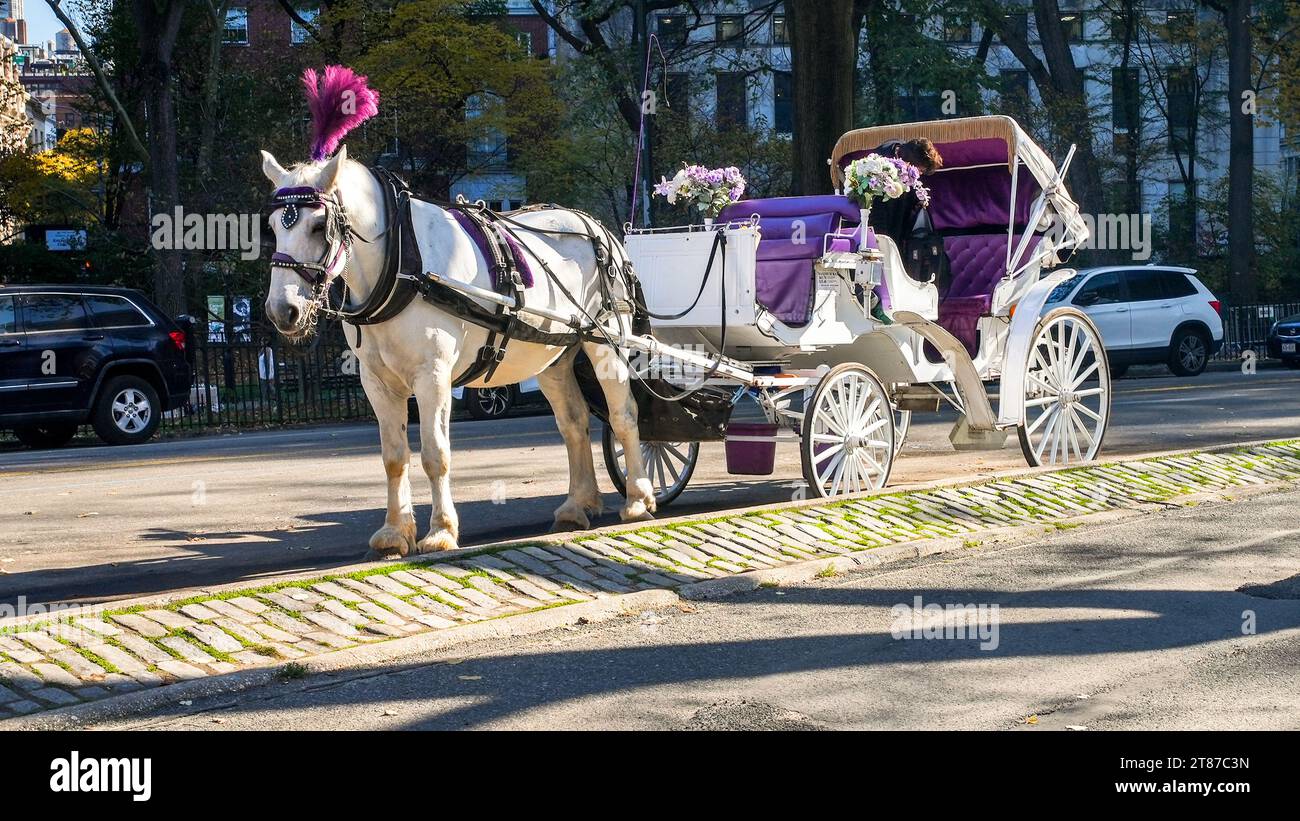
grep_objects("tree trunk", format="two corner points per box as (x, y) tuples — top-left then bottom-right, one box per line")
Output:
(132, 0), (188, 317)
(1221, 0), (1256, 303)
(788, 0), (857, 195)
(1030, 0), (1104, 220)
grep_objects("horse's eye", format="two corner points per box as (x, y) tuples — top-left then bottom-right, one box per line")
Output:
(312, 222), (325, 234)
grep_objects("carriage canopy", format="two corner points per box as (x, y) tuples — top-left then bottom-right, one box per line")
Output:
(829, 115), (1088, 255)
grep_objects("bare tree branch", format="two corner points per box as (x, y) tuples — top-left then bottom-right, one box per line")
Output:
(43, 0), (149, 165)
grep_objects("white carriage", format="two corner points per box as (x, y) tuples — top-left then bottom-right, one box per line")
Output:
(601, 116), (1111, 504)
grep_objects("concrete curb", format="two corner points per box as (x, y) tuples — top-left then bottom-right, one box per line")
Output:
(3, 589), (678, 730)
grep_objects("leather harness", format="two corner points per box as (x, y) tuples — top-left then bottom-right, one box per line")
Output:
(267, 165), (595, 387)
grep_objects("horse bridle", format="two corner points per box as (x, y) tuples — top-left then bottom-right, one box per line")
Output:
(264, 185), (356, 317)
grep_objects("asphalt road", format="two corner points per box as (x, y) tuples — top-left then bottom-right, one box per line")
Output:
(95, 486), (1300, 731)
(1, 365), (1297, 608)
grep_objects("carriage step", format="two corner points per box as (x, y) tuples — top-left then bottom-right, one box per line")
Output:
(949, 415), (1010, 451)
(892, 386), (941, 412)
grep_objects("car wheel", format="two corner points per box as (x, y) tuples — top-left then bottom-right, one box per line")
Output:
(1286, 360), (1300, 370)
(91, 375), (162, 445)
(13, 422), (79, 449)
(465, 386), (516, 420)
(1168, 328), (1209, 376)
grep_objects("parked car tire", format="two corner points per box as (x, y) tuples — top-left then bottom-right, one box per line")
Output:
(91, 375), (162, 445)
(13, 422), (79, 449)
(1286, 360), (1300, 370)
(464, 386), (517, 420)
(1168, 327), (1210, 376)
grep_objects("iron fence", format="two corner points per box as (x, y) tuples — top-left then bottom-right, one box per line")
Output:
(1214, 302), (1300, 362)
(162, 331), (372, 432)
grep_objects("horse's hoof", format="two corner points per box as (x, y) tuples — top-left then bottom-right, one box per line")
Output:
(369, 523), (415, 556)
(551, 517), (589, 533)
(619, 500), (655, 523)
(552, 501), (592, 531)
(414, 530), (458, 554)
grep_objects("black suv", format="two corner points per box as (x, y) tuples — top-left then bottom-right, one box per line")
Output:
(0, 285), (192, 447)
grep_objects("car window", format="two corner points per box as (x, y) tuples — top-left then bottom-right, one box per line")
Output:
(1073, 272), (1123, 306)
(1045, 273), (1085, 304)
(86, 294), (151, 328)
(1160, 271), (1197, 298)
(21, 294), (90, 332)
(1124, 270), (1166, 301)
(0, 296), (15, 334)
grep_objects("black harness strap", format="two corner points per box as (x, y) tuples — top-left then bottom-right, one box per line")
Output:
(337, 167), (420, 335)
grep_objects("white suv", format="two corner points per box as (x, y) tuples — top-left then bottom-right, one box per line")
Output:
(1043, 266), (1224, 377)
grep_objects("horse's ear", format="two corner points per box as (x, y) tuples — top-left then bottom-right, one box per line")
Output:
(261, 150), (288, 184)
(317, 145), (347, 192)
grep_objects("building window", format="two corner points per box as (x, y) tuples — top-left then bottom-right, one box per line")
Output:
(514, 30), (534, 54)
(1001, 11), (1028, 43)
(223, 7), (249, 45)
(1111, 67), (1139, 131)
(466, 93), (507, 169)
(657, 14), (687, 48)
(999, 69), (1030, 108)
(666, 72), (691, 119)
(1109, 12), (1133, 41)
(896, 89), (942, 120)
(943, 17), (971, 43)
(290, 8), (317, 45)
(716, 72), (747, 128)
(716, 15), (745, 47)
(1058, 11), (1084, 42)
(771, 13), (788, 45)
(1166, 66), (1194, 153)
(773, 70), (792, 133)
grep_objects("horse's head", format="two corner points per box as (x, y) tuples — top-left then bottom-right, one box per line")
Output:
(261, 145), (349, 339)
(260, 65), (379, 340)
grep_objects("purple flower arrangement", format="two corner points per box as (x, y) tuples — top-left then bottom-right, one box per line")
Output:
(843, 153), (931, 210)
(653, 164), (747, 219)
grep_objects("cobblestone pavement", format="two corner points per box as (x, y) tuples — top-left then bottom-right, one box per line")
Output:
(3, 440), (1298, 720)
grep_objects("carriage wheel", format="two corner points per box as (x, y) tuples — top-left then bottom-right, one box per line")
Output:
(1017, 307), (1111, 467)
(893, 408), (911, 456)
(601, 424), (699, 508)
(800, 364), (895, 498)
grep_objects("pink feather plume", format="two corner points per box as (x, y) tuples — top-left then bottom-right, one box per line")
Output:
(302, 65), (380, 162)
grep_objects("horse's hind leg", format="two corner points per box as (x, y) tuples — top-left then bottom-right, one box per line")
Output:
(361, 369), (418, 556)
(412, 360), (459, 553)
(585, 341), (655, 522)
(536, 347), (603, 530)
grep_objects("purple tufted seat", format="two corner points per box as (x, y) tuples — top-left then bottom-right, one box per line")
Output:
(717, 195), (861, 327)
(937, 234), (1041, 355)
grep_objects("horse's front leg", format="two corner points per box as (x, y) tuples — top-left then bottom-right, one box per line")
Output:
(361, 368), (417, 556)
(412, 363), (459, 553)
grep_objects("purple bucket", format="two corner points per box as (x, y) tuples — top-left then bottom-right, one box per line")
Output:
(725, 422), (779, 476)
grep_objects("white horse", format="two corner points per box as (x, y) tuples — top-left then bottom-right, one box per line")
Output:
(260, 144), (656, 555)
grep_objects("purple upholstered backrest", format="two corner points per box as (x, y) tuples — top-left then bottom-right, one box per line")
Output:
(926, 164), (1040, 232)
(941, 234), (1040, 302)
(717, 195), (860, 326)
(937, 233), (1041, 355)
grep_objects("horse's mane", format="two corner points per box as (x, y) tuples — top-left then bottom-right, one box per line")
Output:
(303, 65), (380, 162)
